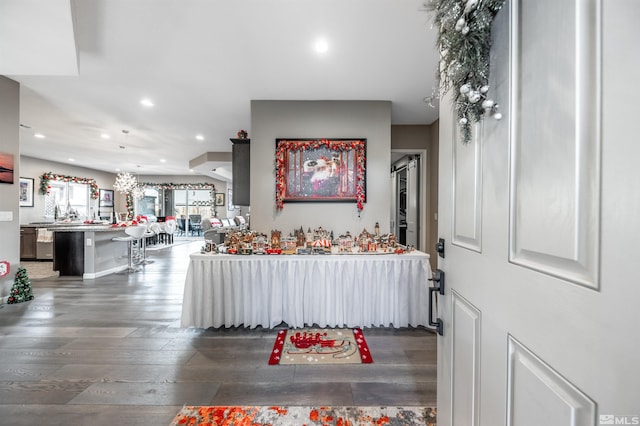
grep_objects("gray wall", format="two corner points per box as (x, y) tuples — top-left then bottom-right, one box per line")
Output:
(19, 156), (118, 224)
(250, 100), (391, 236)
(391, 123), (439, 261)
(0, 76), (20, 300)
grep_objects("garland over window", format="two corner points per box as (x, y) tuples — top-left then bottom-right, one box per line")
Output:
(39, 172), (99, 199)
(427, 0), (506, 143)
(137, 182), (216, 191)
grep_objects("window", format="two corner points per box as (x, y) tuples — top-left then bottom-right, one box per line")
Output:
(45, 181), (90, 219)
(137, 188), (160, 217)
(174, 189), (212, 218)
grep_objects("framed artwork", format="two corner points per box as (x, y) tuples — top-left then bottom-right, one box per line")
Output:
(19, 177), (34, 207)
(0, 152), (14, 184)
(99, 189), (114, 207)
(215, 192), (225, 206)
(275, 139), (366, 211)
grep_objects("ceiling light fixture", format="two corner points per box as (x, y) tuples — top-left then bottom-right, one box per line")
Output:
(130, 185), (145, 200)
(113, 171), (138, 194)
(69, 158), (75, 162)
(196, 134), (204, 141)
(34, 133), (45, 138)
(101, 133), (110, 139)
(140, 98), (154, 107)
(160, 159), (166, 163)
(314, 39), (329, 53)
(120, 129), (129, 150)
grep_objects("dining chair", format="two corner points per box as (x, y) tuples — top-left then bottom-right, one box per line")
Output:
(177, 218), (186, 236)
(163, 219), (176, 244)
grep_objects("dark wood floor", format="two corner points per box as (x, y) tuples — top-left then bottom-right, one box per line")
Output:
(0, 240), (437, 425)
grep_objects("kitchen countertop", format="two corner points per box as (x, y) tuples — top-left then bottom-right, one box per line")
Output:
(21, 222), (127, 232)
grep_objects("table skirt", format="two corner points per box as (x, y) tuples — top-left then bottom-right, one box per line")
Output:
(181, 252), (432, 329)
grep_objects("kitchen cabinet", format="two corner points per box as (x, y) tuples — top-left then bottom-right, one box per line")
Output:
(20, 227), (37, 260)
(231, 138), (250, 206)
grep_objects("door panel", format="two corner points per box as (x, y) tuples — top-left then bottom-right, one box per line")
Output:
(506, 336), (596, 426)
(451, 291), (481, 426)
(453, 122), (483, 252)
(509, 0), (601, 289)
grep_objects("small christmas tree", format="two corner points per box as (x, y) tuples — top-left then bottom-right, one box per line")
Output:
(7, 267), (34, 304)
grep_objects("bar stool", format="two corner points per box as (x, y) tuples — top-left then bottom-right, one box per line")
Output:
(163, 219), (176, 244)
(112, 225), (147, 272)
(139, 223), (157, 265)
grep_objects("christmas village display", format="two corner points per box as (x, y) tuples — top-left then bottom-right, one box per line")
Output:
(202, 222), (412, 256)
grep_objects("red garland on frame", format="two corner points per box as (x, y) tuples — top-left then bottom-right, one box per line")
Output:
(275, 139), (366, 213)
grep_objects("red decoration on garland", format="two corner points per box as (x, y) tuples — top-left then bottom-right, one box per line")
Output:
(137, 182), (216, 191)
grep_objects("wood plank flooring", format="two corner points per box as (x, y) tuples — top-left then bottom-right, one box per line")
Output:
(0, 240), (437, 425)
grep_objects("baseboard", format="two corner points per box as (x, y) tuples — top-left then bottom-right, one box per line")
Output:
(83, 265), (128, 279)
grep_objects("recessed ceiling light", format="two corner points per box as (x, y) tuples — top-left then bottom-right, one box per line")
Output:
(34, 133), (45, 138)
(314, 38), (329, 53)
(160, 159), (166, 163)
(196, 134), (205, 141)
(189, 169), (194, 173)
(101, 133), (110, 139)
(69, 158), (75, 162)
(140, 98), (154, 107)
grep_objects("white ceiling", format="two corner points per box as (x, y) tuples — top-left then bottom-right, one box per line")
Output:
(2, 0), (440, 180)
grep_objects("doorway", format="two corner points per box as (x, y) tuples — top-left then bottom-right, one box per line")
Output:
(390, 150), (427, 251)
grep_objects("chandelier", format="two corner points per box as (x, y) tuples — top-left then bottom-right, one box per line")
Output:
(130, 185), (145, 200)
(113, 172), (138, 193)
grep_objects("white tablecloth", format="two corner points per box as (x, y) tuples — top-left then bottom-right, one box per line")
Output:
(181, 251), (433, 329)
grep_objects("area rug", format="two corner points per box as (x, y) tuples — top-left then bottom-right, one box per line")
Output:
(170, 405), (437, 426)
(19, 261), (59, 279)
(268, 328), (372, 365)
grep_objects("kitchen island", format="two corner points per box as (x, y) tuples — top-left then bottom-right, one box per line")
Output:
(50, 224), (131, 278)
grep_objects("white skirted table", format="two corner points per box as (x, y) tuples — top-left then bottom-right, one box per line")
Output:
(181, 251), (432, 329)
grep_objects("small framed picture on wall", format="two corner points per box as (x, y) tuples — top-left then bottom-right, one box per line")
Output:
(215, 192), (225, 207)
(19, 177), (34, 207)
(99, 189), (114, 207)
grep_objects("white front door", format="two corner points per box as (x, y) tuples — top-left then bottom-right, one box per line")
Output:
(436, 1), (640, 425)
